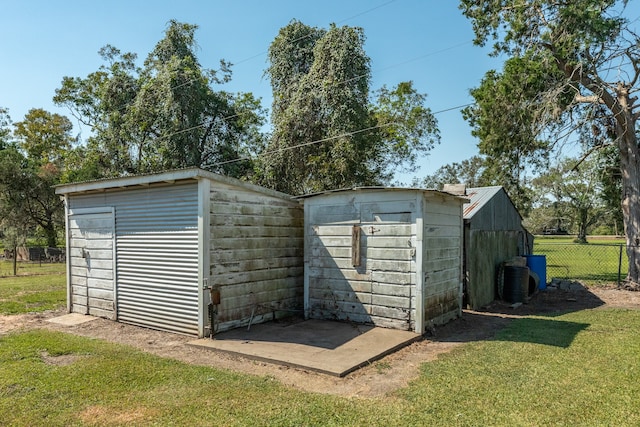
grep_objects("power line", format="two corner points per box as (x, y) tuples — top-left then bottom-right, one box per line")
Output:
(233, 0), (400, 67)
(67, 1), (403, 120)
(202, 102), (475, 169)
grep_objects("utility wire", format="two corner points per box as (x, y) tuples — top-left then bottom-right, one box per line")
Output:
(234, 0), (400, 67)
(202, 102), (475, 169)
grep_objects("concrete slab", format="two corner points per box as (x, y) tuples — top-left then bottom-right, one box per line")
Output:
(189, 319), (421, 377)
(47, 313), (98, 326)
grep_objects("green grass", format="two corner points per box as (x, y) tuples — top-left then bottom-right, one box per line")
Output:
(535, 235), (625, 245)
(534, 236), (627, 283)
(399, 309), (640, 425)
(0, 260), (66, 277)
(1, 309), (639, 426)
(0, 263), (66, 314)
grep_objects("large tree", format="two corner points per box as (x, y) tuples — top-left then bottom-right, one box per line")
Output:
(0, 108), (11, 150)
(54, 20), (265, 179)
(0, 109), (73, 247)
(460, 0), (640, 284)
(259, 20), (439, 194)
(531, 157), (609, 242)
(416, 155), (488, 190)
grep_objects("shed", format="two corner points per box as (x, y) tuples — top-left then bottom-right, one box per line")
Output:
(299, 188), (468, 334)
(55, 168), (304, 337)
(461, 186), (531, 309)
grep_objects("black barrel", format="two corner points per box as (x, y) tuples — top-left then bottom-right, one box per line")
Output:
(503, 266), (529, 303)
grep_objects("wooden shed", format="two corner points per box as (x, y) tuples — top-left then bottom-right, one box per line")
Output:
(460, 186), (532, 309)
(299, 188), (468, 334)
(55, 168), (304, 337)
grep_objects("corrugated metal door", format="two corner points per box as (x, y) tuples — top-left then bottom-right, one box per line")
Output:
(114, 184), (199, 335)
(69, 209), (115, 318)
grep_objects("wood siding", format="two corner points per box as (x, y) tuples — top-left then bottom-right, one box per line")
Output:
(465, 230), (520, 309)
(422, 195), (463, 327)
(210, 183), (304, 332)
(68, 209), (115, 319)
(304, 190), (465, 333)
(464, 188), (526, 309)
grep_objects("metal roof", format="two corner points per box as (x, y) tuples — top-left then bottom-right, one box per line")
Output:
(294, 186), (469, 202)
(54, 167), (296, 201)
(463, 186), (516, 219)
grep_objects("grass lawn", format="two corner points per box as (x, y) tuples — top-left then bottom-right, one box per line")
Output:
(1, 309), (639, 426)
(0, 260), (66, 277)
(0, 262), (66, 314)
(534, 236), (627, 283)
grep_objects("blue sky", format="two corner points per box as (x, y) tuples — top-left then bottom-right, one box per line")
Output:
(1, 0), (506, 183)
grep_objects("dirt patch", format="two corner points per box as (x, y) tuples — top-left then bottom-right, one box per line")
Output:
(1, 284), (638, 398)
(78, 405), (159, 425)
(40, 350), (86, 366)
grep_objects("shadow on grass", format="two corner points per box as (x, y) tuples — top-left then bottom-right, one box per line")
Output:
(494, 317), (589, 348)
(430, 286), (605, 348)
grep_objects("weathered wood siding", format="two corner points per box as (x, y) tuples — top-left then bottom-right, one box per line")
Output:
(467, 189), (522, 231)
(465, 230), (520, 309)
(68, 209), (115, 319)
(464, 187), (526, 309)
(422, 195), (463, 328)
(210, 183), (304, 332)
(305, 192), (420, 331)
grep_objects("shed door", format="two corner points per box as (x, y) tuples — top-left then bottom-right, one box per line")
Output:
(69, 210), (115, 319)
(360, 205), (416, 331)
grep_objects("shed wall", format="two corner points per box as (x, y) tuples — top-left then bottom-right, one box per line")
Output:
(68, 182), (200, 335)
(464, 188), (526, 309)
(210, 183), (304, 332)
(304, 192), (419, 330)
(422, 195), (463, 328)
(465, 229), (520, 308)
(467, 190), (522, 231)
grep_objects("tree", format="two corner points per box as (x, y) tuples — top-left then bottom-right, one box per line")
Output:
(259, 21), (439, 194)
(531, 157), (608, 242)
(54, 21), (265, 179)
(416, 155), (487, 190)
(0, 109), (72, 248)
(462, 54), (572, 215)
(0, 107), (11, 150)
(460, 0), (640, 283)
(13, 109), (75, 165)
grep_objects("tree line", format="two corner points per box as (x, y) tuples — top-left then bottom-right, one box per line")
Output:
(0, 20), (438, 249)
(3, 2), (640, 284)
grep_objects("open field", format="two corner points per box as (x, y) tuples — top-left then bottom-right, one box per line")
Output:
(534, 236), (628, 283)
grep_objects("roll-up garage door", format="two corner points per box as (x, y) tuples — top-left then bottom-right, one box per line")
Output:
(114, 184), (199, 335)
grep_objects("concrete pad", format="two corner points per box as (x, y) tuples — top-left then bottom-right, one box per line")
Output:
(47, 313), (98, 326)
(189, 319), (421, 377)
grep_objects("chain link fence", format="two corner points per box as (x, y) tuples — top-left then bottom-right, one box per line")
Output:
(534, 242), (626, 284)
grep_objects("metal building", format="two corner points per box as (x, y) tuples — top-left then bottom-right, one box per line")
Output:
(299, 188), (468, 334)
(461, 186), (531, 309)
(55, 168), (304, 337)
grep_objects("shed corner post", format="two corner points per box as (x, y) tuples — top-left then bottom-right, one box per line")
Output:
(63, 194), (72, 313)
(197, 177), (212, 338)
(458, 201), (465, 318)
(303, 203), (310, 319)
(414, 194), (425, 334)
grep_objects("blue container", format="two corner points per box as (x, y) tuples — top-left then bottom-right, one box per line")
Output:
(525, 255), (547, 290)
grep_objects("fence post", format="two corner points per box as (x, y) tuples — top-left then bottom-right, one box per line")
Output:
(618, 244), (623, 287)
